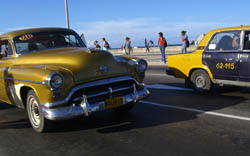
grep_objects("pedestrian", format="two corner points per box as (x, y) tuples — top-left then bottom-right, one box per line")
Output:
(102, 38), (110, 50)
(149, 40), (154, 46)
(158, 32), (167, 63)
(123, 37), (132, 55)
(93, 40), (101, 49)
(181, 31), (189, 53)
(145, 38), (150, 53)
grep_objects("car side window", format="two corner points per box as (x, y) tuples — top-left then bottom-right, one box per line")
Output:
(206, 31), (241, 52)
(0, 40), (13, 57)
(243, 31), (250, 50)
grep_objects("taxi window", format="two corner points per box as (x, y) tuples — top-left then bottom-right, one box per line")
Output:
(13, 31), (85, 55)
(206, 31), (241, 52)
(0, 40), (13, 57)
(243, 31), (250, 50)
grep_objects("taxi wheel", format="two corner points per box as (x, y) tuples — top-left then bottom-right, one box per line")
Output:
(190, 70), (212, 94)
(113, 102), (135, 112)
(26, 90), (50, 133)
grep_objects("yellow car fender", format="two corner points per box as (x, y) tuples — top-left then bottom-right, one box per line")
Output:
(188, 65), (214, 81)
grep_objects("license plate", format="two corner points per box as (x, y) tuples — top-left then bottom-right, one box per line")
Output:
(105, 96), (123, 109)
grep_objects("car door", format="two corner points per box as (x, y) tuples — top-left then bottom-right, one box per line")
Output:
(202, 30), (241, 81)
(238, 31), (250, 81)
(0, 40), (15, 103)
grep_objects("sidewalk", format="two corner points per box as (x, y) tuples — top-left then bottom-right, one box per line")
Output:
(110, 46), (196, 66)
(113, 52), (174, 66)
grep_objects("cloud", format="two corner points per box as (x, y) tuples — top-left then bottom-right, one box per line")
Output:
(75, 18), (240, 48)
(74, 18), (152, 47)
(3, 18), (236, 48)
(75, 18), (239, 48)
(222, 16), (233, 21)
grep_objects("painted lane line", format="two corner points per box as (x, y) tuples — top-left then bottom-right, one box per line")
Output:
(141, 100), (250, 122)
(146, 84), (192, 91)
(146, 73), (167, 77)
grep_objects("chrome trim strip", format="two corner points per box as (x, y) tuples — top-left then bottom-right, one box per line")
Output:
(0, 77), (45, 84)
(213, 79), (250, 87)
(72, 86), (133, 101)
(112, 86), (133, 93)
(42, 76), (139, 108)
(87, 90), (110, 99)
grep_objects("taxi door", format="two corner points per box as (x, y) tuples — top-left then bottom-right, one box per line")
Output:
(238, 31), (250, 81)
(0, 40), (15, 104)
(202, 31), (241, 81)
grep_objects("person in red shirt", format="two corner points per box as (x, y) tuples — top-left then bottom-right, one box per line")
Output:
(158, 32), (167, 63)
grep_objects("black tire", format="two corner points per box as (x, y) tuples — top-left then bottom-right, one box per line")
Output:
(113, 102), (136, 113)
(26, 90), (50, 133)
(190, 70), (213, 94)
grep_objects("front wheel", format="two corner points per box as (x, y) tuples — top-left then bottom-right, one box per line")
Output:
(190, 70), (213, 94)
(26, 90), (50, 133)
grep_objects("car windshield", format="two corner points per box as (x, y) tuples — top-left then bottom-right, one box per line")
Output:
(13, 30), (86, 54)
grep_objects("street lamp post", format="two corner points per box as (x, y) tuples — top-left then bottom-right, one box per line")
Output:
(65, 0), (70, 29)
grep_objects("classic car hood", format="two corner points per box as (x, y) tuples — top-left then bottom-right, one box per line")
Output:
(15, 48), (129, 84)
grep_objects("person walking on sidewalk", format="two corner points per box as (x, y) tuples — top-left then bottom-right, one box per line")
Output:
(123, 37), (132, 55)
(145, 38), (150, 53)
(158, 32), (167, 63)
(102, 38), (110, 50)
(181, 31), (189, 53)
(93, 40), (101, 48)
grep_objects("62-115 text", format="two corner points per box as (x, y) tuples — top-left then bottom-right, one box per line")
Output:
(216, 63), (235, 70)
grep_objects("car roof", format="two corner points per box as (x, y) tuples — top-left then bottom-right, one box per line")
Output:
(0, 27), (74, 39)
(211, 25), (250, 33)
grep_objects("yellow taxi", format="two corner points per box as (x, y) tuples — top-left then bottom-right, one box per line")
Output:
(0, 28), (149, 132)
(166, 26), (250, 94)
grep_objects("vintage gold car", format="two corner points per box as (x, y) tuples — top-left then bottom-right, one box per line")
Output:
(166, 26), (250, 94)
(0, 28), (149, 132)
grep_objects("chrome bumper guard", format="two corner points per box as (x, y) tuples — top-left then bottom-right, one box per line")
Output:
(41, 87), (149, 120)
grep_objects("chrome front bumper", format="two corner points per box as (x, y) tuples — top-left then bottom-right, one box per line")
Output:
(41, 87), (149, 120)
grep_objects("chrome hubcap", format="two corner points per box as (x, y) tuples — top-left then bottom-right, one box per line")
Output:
(28, 95), (41, 128)
(196, 75), (206, 88)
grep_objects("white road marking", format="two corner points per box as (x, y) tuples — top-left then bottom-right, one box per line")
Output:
(146, 84), (192, 91)
(146, 73), (167, 77)
(141, 100), (250, 122)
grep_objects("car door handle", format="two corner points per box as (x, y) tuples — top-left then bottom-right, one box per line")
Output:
(203, 54), (211, 59)
(239, 54), (249, 59)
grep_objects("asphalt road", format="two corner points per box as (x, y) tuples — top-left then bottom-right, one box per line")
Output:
(0, 65), (250, 156)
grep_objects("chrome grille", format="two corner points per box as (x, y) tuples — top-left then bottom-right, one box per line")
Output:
(70, 77), (136, 104)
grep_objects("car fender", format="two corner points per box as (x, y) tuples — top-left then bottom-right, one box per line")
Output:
(4, 66), (57, 108)
(188, 65), (214, 81)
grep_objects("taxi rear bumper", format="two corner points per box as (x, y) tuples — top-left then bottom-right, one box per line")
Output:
(166, 67), (174, 76)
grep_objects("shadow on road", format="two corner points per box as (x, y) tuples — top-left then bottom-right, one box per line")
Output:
(0, 83), (249, 133)
(0, 103), (15, 110)
(0, 118), (30, 130)
(46, 103), (198, 134)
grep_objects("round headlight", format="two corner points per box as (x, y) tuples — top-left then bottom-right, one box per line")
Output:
(51, 74), (63, 89)
(136, 59), (148, 72)
(47, 73), (63, 89)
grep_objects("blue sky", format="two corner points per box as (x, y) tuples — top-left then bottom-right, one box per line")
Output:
(1, 0), (249, 47)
